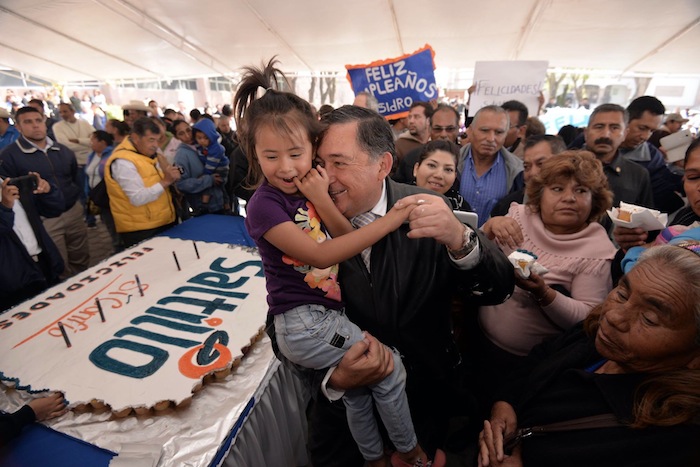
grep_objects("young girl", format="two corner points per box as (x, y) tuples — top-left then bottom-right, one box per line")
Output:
(238, 60), (433, 467)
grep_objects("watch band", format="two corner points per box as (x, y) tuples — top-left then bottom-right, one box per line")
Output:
(448, 225), (477, 259)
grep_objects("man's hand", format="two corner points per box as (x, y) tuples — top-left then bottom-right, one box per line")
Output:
(395, 194), (466, 250)
(1, 177), (19, 209)
(30, 171), (50, 195)
(28, 393), (68, 421)
(157, 153), (182, 187)
(613, 225), (648, 251)
(328, 332), (394, 390)
(478, 401), (519, 466)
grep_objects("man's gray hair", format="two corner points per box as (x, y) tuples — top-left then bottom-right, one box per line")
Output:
(321, 105), (394, 161)
(471, 105), (510, 132)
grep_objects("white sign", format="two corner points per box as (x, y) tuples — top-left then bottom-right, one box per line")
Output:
(469, 60), (548, 117)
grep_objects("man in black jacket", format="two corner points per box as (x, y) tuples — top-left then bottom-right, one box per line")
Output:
(0, 106), (88, 278)
(304, 106), (514, 466)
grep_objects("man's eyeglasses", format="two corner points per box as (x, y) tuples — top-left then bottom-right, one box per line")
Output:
(432, 126), (458, 133)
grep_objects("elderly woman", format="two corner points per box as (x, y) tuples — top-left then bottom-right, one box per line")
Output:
(412, 139), (471, 212)
(478, 244), (700, 467)
(479, 151), (617, 364)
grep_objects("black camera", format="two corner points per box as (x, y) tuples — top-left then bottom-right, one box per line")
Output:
(8, 174), (39, 191)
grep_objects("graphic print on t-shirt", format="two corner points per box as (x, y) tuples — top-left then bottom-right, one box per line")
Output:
(281, 201), (341, 301)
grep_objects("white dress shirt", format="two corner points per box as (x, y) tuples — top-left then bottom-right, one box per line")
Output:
(111, 158), (166, 207)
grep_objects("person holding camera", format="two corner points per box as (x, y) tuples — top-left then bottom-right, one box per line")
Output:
(0, 172), (64, 311)
(0, 106), (90, 279)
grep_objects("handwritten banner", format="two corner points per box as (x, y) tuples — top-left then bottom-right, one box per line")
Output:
(0, 237), (268, 413)
(470, 60), (548, 117)
(346, 44), (438, 119)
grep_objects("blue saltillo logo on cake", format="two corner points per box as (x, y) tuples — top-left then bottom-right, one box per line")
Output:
(89, 257), (264, 379)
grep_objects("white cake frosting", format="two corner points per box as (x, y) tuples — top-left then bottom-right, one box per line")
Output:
(0, 237), (268, 413)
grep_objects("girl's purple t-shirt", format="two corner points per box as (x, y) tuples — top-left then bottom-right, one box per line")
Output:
(245, 182), (342, 316)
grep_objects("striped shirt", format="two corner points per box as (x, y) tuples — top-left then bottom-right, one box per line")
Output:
(459, 148), (507, 226)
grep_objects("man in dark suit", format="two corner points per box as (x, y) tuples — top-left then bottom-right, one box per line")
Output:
(302, 106), (514, 466)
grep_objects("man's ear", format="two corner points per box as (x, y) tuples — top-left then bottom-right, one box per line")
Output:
(378, 152), (393, 179)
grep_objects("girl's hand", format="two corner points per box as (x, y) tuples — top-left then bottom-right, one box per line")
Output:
(481, 217), (523, 250)
(384, 199), (416, 229)
(295, 166), (330, 204)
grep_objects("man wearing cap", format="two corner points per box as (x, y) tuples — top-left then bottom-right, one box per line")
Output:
(121, 100), (151, 128)
(0, 108), (20, 150)
(648, 112), (689, 149)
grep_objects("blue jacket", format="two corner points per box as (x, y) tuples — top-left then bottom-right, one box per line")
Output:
(173, 142), (225, 212)
(0, 125), (19, 150)
(192, 118), (229, 174)
(619, 142), (684, 214)
(0, 136), (81, 212)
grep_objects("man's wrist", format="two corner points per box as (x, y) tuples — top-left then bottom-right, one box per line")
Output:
(447, 225), (477, 259)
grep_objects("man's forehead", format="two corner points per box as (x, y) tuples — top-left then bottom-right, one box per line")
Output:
(318, 123), (368, 159)
(589, 111), (625, 126)
(432, 109), (458, 125)
(18, 112), (43, 123)
(474, 111), (507, 129)
(524, 145), (553, 162)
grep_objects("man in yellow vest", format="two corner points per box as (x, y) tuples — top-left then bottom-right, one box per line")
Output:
(105, 117), (181, 248)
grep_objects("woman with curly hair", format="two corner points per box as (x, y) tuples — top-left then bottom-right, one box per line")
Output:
(475, 151), (617, 405)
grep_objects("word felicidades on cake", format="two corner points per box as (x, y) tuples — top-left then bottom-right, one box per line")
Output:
(0, 237), (268, 415)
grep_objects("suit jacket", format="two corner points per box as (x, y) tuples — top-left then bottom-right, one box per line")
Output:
(340, 179), (514, 380)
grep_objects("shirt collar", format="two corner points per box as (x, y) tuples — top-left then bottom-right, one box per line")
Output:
(18, 135), (54, 152)
(367, 179), (388, 217)
(604, 151), (624, 174)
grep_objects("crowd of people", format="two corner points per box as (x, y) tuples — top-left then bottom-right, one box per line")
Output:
(1, 73), (699, 467)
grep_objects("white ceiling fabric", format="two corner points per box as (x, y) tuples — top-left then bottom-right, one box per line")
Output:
(1, 0), (699, 82)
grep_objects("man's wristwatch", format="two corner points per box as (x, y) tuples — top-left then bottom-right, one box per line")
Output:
(448, 225), (478, 259)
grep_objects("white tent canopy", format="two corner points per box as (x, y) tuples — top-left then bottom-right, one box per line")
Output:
(1, 0), (699, 83)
